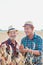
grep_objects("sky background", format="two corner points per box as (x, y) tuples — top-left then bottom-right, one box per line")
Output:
(0, 0), (43, 30)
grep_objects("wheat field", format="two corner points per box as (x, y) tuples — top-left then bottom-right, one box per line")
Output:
(0, 31), (43, 64)
(0, 31), (43, 43)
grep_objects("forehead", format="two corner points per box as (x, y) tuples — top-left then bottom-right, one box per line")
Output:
(24, 25), (32, 28)
(9, 30), (16, 33)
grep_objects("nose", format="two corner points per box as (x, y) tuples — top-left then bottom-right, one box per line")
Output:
(11, 33), (15, 36)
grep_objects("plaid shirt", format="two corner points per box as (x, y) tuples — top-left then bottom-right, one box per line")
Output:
(2, 39), (19, 57)
(21, 33), (42, 65)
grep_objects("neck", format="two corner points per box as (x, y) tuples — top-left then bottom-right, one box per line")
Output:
(28, 33), (34, 40)
(11, 39), (15, 43)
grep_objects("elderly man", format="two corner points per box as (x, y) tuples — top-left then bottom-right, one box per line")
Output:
(2, 25), (19, 56)
(20, 21), (42, 65)
(1, 25), (19, 65)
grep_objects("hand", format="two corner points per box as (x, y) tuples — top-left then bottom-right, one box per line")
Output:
(28, 49), (33, 53)
(32, 50), (40, 56)
(19, 44), (24, 50)
(19, 44), (24, 52)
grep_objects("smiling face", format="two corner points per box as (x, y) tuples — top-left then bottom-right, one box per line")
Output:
(24, 25), (34, 36)
(8, 30), (17, 40)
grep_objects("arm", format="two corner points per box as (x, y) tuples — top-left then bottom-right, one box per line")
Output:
(28, 49), (41, 55)
(20, 37), (42, 56)
(19, 44), (29, 53)
(29, 37), (42, 56)
(19, 45), (42, 56)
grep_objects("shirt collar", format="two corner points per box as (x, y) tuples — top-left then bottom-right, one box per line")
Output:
(8, 38), (17, 45)
(33, 33), (37, 39)
(26, 33), (37, 40)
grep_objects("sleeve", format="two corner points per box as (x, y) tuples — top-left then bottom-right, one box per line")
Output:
(0, 42), (5, 46)
(37, 37), (42, 54)
(21, 38), (26, 48)
(21, 39), (24, 45)
(21, 38), (25, 46)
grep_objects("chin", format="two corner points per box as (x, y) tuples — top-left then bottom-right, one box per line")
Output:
(27, 35), (30, 36)
(26, 33), (30, 35)
(10, 38), (15, 40)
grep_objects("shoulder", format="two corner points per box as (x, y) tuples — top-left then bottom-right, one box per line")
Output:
(21, 36), (27, 41)
(21, 36), (27, 44)
(35, 34), (42, 39)
(1, 39), (9, 45)
(35, 34), (42, 43)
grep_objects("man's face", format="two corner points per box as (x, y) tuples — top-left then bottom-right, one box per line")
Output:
(8, 30), (17, 40)
(24, 25), (34, 36)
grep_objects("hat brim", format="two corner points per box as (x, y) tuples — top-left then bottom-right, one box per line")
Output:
(7, 29), (18, 33)
(23, 24), (33, 27)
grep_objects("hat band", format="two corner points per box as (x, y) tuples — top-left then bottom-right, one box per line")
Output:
(24, 24), (33, 27)
(8, 28), (15, 31)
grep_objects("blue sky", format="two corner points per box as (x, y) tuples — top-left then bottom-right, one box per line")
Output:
(0, 0), (43, 30)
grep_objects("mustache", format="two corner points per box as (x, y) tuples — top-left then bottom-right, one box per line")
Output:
(10, 35), (16, 37)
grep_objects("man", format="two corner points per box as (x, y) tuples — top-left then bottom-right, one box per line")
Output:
(1, 25), (19, 65)
(19, 21), (42, 65)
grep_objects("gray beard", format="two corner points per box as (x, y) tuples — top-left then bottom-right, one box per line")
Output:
(9, 37), (16, 40)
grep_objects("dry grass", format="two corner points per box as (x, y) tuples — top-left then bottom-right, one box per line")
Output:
(0, 31), (43, 64)
(0, 31), (43, 44)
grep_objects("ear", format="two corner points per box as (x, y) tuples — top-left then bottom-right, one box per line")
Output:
(7, 32), (9, 35)
(16, 30), (19, 35)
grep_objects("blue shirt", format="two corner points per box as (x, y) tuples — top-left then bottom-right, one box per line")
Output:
(21, 33), (42, 54)
(21, 34), (42, 65)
